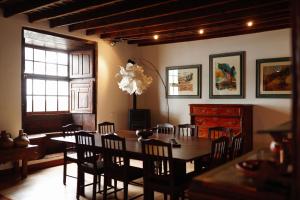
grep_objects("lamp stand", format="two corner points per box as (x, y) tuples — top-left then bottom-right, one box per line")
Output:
(133, 93), (137, 110)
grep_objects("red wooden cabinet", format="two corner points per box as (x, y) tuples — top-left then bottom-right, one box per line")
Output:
(190, 104), (253, 152)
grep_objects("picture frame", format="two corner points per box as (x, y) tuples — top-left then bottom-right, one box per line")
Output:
(166, 65), (201, 98)
(256, 57), (292, 98)
(209, 51), (245, 98)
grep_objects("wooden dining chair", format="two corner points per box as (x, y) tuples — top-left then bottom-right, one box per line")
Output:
(101, 134), (143, 200)
(209, 136), (229, 168)
(75, 131), (104, 200)
(155, 123), (176, 135)
(98, 121), (115, 134)
(208, 126), (232, 140)
(142, 139), (191, 200)
(62, 123), (83, 185)
(177, 124), (198, 137)
(230, 133), (243, 160)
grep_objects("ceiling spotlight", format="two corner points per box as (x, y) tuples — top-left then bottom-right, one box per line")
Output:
(153, 34), (159, 40)
(247, 21), (254, 27)
(198, 29), (204, 34)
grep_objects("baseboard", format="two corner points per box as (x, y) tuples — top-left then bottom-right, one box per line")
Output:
(28, 158), (64, 172)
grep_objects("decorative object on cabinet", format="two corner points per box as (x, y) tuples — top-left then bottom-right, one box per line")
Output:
(256, 57), (292, 98)
(166, 64), (201, 98)
(0, 130), (14, 149)
(209, 51), (245, 98)
(190, 104), (253, 153)
(14, 129), (30, 147)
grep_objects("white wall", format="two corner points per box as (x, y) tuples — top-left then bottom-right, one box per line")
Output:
(0, 12), (137, 137)
(138, 29), (292, 148)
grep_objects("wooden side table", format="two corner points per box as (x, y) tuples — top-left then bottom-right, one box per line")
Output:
(0, 145), (39, 178)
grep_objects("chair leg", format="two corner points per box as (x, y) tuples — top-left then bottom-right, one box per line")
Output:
(92, 175), (97, 200)
(98, 174), (101, 192)
(114, 179), (117, 199)
(164, 193), (168, 200)
(63, 160), (67, 185)
(124, 182), (128, 200)
(103, 176), (108, 200)
(76, 166), (80, 199)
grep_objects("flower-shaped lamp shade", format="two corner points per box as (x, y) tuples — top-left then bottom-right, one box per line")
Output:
(116, 63), (153, 95)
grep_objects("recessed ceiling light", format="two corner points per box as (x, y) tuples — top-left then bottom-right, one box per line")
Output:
(153, 34), (159, 40)
(198, 29), (204, 34)
(247, 21), (254, 27)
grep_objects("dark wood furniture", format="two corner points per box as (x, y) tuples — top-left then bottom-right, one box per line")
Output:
(230, 133), (244, 160)
(208, 126), (232, 140)
(142, 139), (191, 200)
(209, 136), (229, 168)
(177, 124), (198, 137)
(97, 121), (115, 134)
(129, 109), (151, 130)
(75, 131), (104, 200)
(190, 104), (253, 152)
(155, 123), (176, 135)
(0, 145), (38, 178)
(62, 124), (83, 185)
(101, 134), (143, 200)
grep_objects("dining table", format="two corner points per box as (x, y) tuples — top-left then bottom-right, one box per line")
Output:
(51, 130), (212, 196)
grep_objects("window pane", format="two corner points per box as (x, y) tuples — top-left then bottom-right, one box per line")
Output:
(46, 80), (57, 95)
(34, 62), (45, 75)
(58, 96), (68, 111)
(25, 61), (33, 74)
(46, 63), (57, 76)
(26, 79), (32, 95)
(46, 96), (57, 111)
(57, 52), (68, 65)
(34, 49), (45, 62)
(25, 47), (33, 60)
(26, 96), (32, 112)
(46, 51), (57, 63)
(58, 81), (68, 95)
(33, 79), (45, 95)
(33, 96), (45, 112)
(57, 65), (68, 77)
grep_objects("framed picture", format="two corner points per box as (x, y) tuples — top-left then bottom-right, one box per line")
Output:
(166, 65), (201, 98)
(256, 57), (292, 98)
(209, 51), (245, 98)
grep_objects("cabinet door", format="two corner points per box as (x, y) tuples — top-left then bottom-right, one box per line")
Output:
(69, 50), (93, 78)
(70, 79), (94, 113)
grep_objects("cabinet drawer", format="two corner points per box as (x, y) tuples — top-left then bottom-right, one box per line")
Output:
(198, 127), (241, 138)
(195, 117), (241, 128)
(191, 106), (240, 116)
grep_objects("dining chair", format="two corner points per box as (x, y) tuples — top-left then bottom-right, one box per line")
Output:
(101, 134), (143, 200)
(98, 121), (115, 134)
(62, 123), (83, 185)
(208, 126), (232, 140)
(177, 124), (198, 137)
(230, 133), (243, 160)
(209, 136), (229, 168)
(155, 123), (176, 135)
(75, 131), (104, 200)
(142, 139), (191, 200)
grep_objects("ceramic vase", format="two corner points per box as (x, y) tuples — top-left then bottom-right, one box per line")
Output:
(14, 129), (30, 147)
(0, 130), (14, 149)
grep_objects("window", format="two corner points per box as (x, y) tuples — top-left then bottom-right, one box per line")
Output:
(24, 46), (69, 113)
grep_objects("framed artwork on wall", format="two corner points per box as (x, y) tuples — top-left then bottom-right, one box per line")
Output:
(166, 65), (201, 98)
(209, 51), (245, 98)
(256, 57), (292, 98)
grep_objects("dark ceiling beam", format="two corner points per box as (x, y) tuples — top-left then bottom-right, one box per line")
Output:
(100, 8), (289, 40)
(133, 23), (290, 46)
(2, 0), (60, 17)
(87, 0), (289, 36)
(28, 0), (122, 22)
(49, 0), (176, 28)
(126, 17), (290, 43)
(70, 0), (237, 31)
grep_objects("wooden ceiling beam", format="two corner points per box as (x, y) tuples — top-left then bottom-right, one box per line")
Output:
(129, 23), (290, 46)
(100, 8), (289, 39)
(87, 0), (288, 35)
(28, 0), (122, 22)
(70, 0), (237, 31)
(2, 0), (60, 17)
(49, 0), (176, 28)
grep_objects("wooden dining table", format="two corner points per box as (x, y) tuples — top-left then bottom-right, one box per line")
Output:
(52, 130), (212, 196)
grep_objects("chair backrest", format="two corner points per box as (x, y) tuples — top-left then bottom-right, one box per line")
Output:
(75, 131), (97, 170)
(177, 124), (198, 137)
(142, 139), (174, 184)
(156, 123), (175, 135)
(208, 126), (232, 140)
(62, 124), (83, 136)
(230, 133), (243, 160)
(210, 136), (229, 167)
(98, 121), (115, 134)
(101, 134), (127, 176)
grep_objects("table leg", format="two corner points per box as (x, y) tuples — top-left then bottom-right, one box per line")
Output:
(21, 159), (28, 178)
(78, 167), (85, 196)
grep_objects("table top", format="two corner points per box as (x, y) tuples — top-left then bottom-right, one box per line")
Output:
(52, 130), (212, 162)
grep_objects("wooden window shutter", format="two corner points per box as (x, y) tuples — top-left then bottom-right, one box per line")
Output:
(70, 79), (94, 113)
(69, 50), (94, 78)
